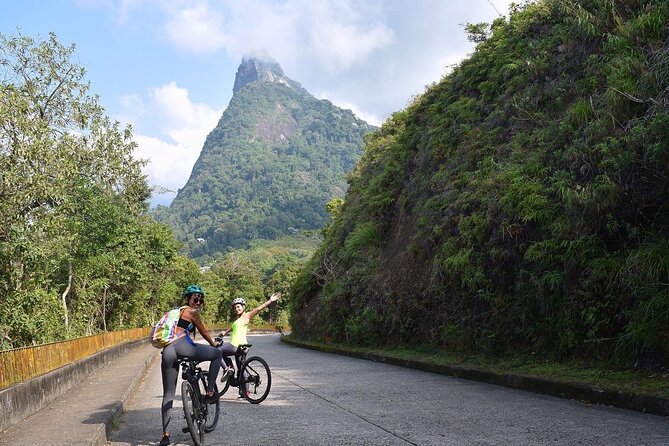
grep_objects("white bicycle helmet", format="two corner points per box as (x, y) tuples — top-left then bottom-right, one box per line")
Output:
(231, 297), (246, 307)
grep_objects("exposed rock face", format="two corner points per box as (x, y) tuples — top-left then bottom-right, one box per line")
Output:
(253, 103), (298, 145)
(232, 55), (303, 94)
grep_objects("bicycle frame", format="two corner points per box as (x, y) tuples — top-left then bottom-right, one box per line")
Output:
(230, 346), (250, 384)
(180, 359), (205, 398)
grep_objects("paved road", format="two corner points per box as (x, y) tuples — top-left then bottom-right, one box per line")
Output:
(109, 334), (668, 446)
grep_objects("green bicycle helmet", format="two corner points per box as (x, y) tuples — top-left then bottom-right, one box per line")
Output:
(183, 284), (205, 297)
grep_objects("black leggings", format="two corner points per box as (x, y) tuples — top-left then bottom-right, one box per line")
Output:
(217, 342), (241, 368)
(160, 336), (222, 433)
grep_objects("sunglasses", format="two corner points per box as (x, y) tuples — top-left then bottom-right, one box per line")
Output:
(190, 295), (204, 304)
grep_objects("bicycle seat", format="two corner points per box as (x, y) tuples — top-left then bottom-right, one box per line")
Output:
(238, 344), (252, 350)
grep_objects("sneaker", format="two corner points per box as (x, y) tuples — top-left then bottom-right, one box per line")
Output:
(159, 434), (171, 446)
(220, 367), (234, 382)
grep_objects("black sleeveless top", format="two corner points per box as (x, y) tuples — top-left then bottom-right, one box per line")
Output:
(177, 317), (195, 333)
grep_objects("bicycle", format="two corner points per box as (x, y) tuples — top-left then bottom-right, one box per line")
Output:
(178, 357), (221, 446)
(214, 336), (272, 404)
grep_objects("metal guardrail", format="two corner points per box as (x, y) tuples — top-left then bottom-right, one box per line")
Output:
(0, 324), (290, 390)
(0, 327), (149, 390)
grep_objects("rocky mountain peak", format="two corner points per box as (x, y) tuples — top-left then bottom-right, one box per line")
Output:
(232, 55), (300, 94)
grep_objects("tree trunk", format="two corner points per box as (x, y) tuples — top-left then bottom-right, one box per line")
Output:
(61, 261), (72, 330)
(102, 287), (107, 331)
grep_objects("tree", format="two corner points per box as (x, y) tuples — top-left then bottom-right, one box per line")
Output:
(0, 32), (169, 347)
(265, 262), (300, 324)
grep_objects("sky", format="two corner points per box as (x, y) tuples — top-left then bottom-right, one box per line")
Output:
(1, 0), (516, 207)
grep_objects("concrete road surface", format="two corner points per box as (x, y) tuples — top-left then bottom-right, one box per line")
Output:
(109, 334), (668, 446)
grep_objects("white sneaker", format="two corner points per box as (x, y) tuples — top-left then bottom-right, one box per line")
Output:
(220, 367), (234, 382)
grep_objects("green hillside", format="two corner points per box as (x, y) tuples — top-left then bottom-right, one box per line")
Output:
(155, 57), (375, 263)
(290, 0), (669, 368)
(204, 234), (321, 325)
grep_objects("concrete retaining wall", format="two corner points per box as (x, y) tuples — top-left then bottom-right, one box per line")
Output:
(0, 338), (148, 432)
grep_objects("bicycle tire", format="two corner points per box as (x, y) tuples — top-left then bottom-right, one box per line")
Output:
(181, 380), (205, 446)
(240, 356), (271, 404)
(199, 371), (221, 432)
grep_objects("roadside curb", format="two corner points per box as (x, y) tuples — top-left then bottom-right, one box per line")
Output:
(91, 347), (159, 446)
(281, 336), (669, 417)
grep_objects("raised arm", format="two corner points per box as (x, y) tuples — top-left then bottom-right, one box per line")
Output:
(247, 293), (281, 320)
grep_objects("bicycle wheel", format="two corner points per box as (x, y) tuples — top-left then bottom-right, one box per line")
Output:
(199, 371), (221, 432)
(181, 380), (204, 446)
(240, 356), (271, 404)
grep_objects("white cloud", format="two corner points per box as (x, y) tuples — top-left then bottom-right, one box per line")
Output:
(315, 93), (383, 127)
(299, 0), (518, 126)
(163, 2), (228, 53)
(304, 11), (394, 71)
(122, 82), (222, 206)
(148, 82), (220, 141)
(127, 0), (516, 129)
(113, 0), (518, 206)
(160, 0), (393, 72)
(133, 134), (189, 192)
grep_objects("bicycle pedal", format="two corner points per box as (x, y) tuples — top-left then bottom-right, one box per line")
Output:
(182, 427), (189, 433)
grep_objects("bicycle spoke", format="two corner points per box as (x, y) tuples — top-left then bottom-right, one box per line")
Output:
(181, 380), (204, 446)
(199, 370), (221, 432)
(240, 356), (271, 404)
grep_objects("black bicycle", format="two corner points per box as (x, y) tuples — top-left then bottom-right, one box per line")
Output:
(214, 337), (272, 404)
(179, 357), (221, 446)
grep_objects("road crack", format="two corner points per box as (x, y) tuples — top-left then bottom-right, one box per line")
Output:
(274, 372), (418, 445)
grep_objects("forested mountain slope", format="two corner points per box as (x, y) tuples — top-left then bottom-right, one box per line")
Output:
(290, 0), (669, 367)
(154, 57), (375, 263)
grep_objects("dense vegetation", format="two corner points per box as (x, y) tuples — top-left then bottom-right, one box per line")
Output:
(0, 33), (207, 348)
(206, 234), (320, 326)
(290, 0), (669, 368)
(0, 36), (324, 350)
(154, 62), (375, 264)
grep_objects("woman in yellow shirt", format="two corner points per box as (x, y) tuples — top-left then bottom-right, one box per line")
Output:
(217, 292), (281, 380)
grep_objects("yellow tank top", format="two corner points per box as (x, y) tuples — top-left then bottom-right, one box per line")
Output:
(230, 317), (248, 347)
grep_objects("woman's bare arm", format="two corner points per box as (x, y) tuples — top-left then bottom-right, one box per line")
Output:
(247, 293), (281, 319)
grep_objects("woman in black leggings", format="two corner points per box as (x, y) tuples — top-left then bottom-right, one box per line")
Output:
(158, 285), (222, 446)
